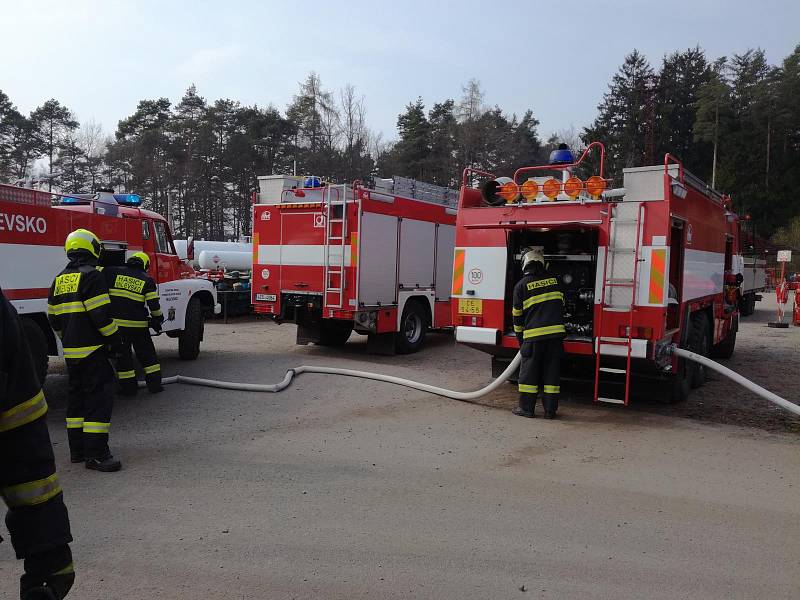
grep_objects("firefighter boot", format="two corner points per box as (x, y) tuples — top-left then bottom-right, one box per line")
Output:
(85, 454), (122, 472)
(542, 395), (559, 419)
(145, 374), (163, 394)
(512, 393), (536, 418)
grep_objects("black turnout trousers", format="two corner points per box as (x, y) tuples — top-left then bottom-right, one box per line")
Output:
(518, 338), (563, 412)
(115, 328), (161, 392)
(66, 348), (115, 459)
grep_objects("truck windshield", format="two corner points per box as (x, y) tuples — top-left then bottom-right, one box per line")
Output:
(153, 220), (175, 254)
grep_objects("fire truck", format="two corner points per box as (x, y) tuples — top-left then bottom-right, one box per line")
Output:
(451, 143), (743, 404)
(251, 175), (457, 353)
(0, 184), (220, 382)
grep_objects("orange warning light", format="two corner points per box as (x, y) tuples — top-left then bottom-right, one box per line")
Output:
(585, 175), (606, 197)
(499, 181), (520, 203)
(521, 180), (539, 202)
(563, 176), (584, 198)
(542, 178), (561, 200)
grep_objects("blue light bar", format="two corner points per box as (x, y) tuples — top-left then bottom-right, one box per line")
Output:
(549, 145), (575, 165)
(304, 176), (321, 188)
(114, 193), (142, 206)
(60, 195), (89, 205)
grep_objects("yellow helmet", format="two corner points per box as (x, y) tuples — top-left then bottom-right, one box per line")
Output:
(127, 251), (150, 270)
(65, 228), (101, 258)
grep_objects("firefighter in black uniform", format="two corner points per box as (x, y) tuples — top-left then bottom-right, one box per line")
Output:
(2, 288), (75, 599)
(47, 229), (122, 472)
(103, 251), (164, 395)
(512, 248), (566, 419)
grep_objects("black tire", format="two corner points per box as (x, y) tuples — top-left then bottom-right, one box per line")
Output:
(21, 317), (49, 385)
(739, 293), (755, 316)
(668, 363), (691, 404)
(318, 319), (353, 346)
(396, 300), (427, 354)
(711, 326), (736, 359)
(178, 298), (204, 360)
(689, 312), (710, 388)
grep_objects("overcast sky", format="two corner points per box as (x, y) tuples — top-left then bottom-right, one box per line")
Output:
(3, 0), (799, 143)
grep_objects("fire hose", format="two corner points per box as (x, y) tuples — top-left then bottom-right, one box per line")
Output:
(145, 347), (800, 417)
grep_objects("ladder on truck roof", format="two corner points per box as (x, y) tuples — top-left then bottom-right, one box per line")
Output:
(594, 201), (646, 406)
(323, 185), (348, 309)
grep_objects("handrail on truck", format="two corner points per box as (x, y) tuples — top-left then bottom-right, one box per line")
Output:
(663, 153), (685, 182)
(512, 141), (607, 183)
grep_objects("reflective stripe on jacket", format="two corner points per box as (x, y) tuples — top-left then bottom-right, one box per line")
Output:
(47, 259), (118, 360)
(102, 265), (162, 328)
(512, 269), (566, 343)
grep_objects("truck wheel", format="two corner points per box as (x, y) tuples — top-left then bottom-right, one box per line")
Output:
(21, 317), (48, 385)
(318, 320), (353, 346)
(711, 327), (736, 359)
(668, 363), (691, 404)
(739, 294), (755, 316)
(396, 300), (427, 354)
(689, 312), (710, 388)
(178, 298), (204, 360)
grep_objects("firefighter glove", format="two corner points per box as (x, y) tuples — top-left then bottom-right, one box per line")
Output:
(149, 316), (163, 332)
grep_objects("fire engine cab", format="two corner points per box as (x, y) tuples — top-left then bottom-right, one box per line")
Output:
(0, 184), (220, 381)
(251, 175), (457, 353)
(452, 143), (743, 404)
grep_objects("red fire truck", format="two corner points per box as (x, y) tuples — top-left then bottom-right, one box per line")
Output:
(0, 184), (220, 381)
(451, 143), (743, 404)
(251, 175), (457, 353)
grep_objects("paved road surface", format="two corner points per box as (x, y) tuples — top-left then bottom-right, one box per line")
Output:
(1, 299), (798, 599)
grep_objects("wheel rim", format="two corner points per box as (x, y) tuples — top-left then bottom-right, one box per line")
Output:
(404, 312), (423, 344)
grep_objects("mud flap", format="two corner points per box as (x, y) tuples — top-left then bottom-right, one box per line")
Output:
(296, 321), (322, 345)
(367, 332), (396, 355)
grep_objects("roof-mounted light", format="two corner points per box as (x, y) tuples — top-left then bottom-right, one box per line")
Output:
(521, 180), (539, 202)
(549, 144), (574, 165)
(114, 193), (142, 206)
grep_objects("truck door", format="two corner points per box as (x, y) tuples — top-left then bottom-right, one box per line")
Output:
(151, 219), (180, 283)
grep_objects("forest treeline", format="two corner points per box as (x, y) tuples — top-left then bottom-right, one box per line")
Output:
(0, 44), (798, 245)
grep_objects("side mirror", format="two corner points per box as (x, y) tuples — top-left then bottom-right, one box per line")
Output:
(187, 236), (195, 261)
(735, 273), (744, 285)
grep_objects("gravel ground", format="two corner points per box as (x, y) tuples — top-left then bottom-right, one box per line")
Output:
(0, 297), (797, 599)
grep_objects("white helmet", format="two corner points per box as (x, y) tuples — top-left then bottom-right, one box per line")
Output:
(521, 248), (545, 272)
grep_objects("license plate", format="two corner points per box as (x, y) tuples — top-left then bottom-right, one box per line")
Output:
(458, 298), (483, 315)
(256, 294), (276, 302)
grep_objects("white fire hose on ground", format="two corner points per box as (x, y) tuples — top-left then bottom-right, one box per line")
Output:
(670, 347), (800, 417)
(154, 353), (522, 403)
(144, 347), (799, 417)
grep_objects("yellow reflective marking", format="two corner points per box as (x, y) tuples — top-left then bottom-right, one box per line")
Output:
(84, 293), (110, 310)
(114, 274), (146, 294)
(522, 324), (566, 339)
(1, 473), (61, 507)
(99, 321), (118, 336)
(114, 318), (149, 328)
(513, 325), (524, 332)
(143, 364), (160, 374)
(543, 385), (560, 394)
(83, 421), (110, 434)
(117, 370), (136, 379)
(0, 390), (47, 433)
(518, 384), (539, 393)
(144, 291), (159, 301)
(47, 301), (85, 315)
(522, 291), (564, 309)
(512, 307), (523, 317)
(526, 277), (557, 291)
(62, 344), (102, 359)
(66, 417), (84, 429)
(54, 273), (80, 295)
(110, 288), (145, 302)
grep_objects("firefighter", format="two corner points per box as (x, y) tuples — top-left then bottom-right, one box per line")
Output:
(47, 229), (122, 472)
(103, 252), (164, 395)
(512, 248), (566, 419)
(2, 288), (75, 599)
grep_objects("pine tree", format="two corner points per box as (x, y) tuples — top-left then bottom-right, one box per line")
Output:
(30, 99), (79, 190)
(584, 50), (655, 181)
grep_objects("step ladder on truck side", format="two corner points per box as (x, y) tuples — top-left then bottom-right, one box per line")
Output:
(322, 184), (348, 310)
(593, 201), (646, 406)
